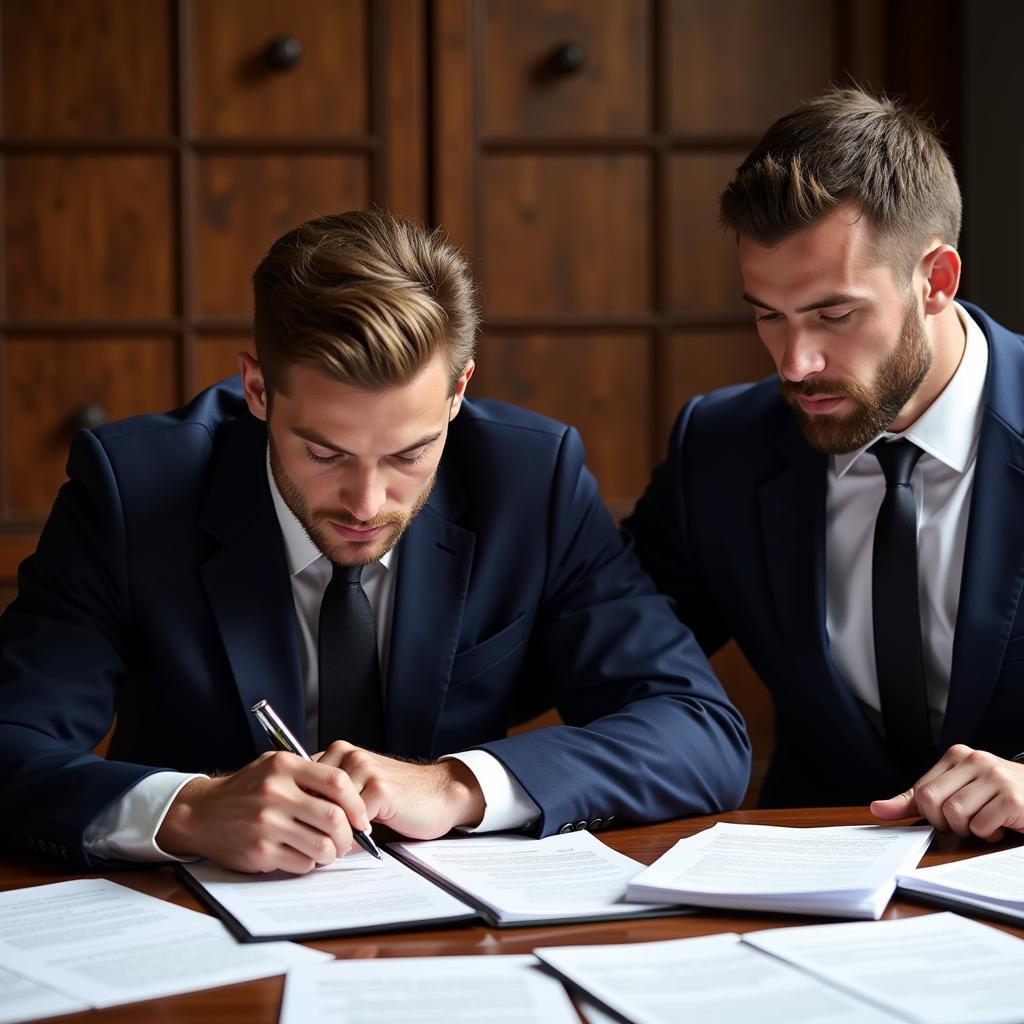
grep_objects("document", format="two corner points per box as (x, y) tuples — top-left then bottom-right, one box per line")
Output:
(0, 878), (328, 1010)
(389, 831), (674, 925)
(535, 933), (899, 1024)
(184, 831), (677, 940)
(897, 844), (1024, 925)
(625, 822), (933, 918)
(744, 911), (1024, 1024)
(183, 848), (476, 941)
(0, 966), (87, 1024)
(280, 954), (579, 1024)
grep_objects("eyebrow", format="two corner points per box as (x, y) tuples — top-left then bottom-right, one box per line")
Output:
(742, 292), (862, 314)
(292, 427), (445, 457)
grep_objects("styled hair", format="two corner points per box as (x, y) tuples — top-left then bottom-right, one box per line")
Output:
(252, 209), (479, 394)
(719, 88), (962, 282)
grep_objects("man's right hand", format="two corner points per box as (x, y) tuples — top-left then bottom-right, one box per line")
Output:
(155, 751), (371, 873)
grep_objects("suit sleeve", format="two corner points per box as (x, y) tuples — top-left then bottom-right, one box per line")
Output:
(474, 424), (751, 835)
(0, 430), (165, 868)
(622, 396), (733, 655)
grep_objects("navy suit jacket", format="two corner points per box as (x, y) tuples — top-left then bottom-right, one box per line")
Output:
(625, 303), (1024, 807)
(0, 381), (750, 866)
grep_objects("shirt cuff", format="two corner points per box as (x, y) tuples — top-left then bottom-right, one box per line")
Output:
(441, 750), (540, 832)
(82, 771), (208, 862)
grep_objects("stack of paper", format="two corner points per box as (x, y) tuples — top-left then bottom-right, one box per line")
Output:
(537, 912), (1024, 1024)
(0, 878), (328, 1023)
(897, 844), (1024, 925)
(625, 822), (932, 918)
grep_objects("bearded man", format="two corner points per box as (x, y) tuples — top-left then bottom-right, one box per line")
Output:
(625, 88), (1024, 840)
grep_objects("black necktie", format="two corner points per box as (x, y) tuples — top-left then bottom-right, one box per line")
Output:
(317, 563), (385, 752)
(870, 438), (933, 774)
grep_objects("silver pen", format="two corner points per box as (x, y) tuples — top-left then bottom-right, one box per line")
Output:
(250, 699), (383, 861)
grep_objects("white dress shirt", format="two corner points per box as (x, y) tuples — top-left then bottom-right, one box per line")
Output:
(83, 454), (538, 861)
(826, 304), (988, 739)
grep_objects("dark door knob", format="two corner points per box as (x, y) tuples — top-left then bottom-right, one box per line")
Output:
(264, 36), (303, 71)
(75, 403), (107, 430)
(549, 42), (587, 75)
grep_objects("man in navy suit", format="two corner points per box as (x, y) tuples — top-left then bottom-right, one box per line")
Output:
(0, 210), (749, 871)
(626, 88), (1024, 840)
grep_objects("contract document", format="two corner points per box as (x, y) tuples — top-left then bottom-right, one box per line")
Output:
(744, 911), (1024, 1024)
(897, 843), (1024, 925)
(184, 831), (678, 940)
(183, 847), (476, 941)
(0, 878), (327, 1011)
(535, 932), (900, 1024)
(280, 954), (579, 1024)
(389, 831), (676, 925)
(625, 822), (932, 918)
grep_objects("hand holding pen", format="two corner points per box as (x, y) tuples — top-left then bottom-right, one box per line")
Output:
(251, 699), (383, 861)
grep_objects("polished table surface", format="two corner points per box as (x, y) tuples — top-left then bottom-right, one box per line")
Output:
(3, 806), (1021, 1023)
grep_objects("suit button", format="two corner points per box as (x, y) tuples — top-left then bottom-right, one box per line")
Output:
(558, 823), (574, 834)
(589, 818), (603, 830)
(47, 842), (59, 856)
(604, 815), (616, 826)
(27, 838), (37, 851)
(575, 820), (588, 831)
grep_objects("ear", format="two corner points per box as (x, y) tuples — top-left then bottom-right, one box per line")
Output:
(448, 360), (475, 420)
(920, 244), (961, 317)
(238, 352), (269, 422)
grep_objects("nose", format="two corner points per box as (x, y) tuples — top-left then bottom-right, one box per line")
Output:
(778, 325), (826, 383)
(342, 465), (386, 522)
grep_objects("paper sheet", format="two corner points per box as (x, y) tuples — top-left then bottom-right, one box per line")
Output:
(0, 965), (88, 1024)
(744, 911), (1024, 1024)
(536, 932), (898, 1024)
(390, 831), (664, 923)
(184, 848), (475, 938)
(280, 954), (579, 1024)
(0, 878), (328, 1009)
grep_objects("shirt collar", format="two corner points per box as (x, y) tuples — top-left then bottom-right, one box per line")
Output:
(266, 451), (393, 577)
(832, 302), (989, 479)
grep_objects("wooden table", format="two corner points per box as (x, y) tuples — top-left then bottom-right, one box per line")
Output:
(3, 806), (1020, 1023)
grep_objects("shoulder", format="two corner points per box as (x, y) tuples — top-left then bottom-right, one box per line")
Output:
(673, 375), (789, 452)
(449, 397), (578, 464)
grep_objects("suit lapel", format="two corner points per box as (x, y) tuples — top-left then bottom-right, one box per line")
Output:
(385, 465), (475, 759)
(943, 310), (1024, 746)
(758, 416), (899, 764)
(198, 414), (304, 756)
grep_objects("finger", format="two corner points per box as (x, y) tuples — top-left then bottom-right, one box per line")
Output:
(967, 793), (1009, 843)
(316, 740), (358, 767)
(870, 789), (917, 819)
(913, 744), (974, 788)
(933, 776), (1002, 838)
(292, 760), (372, 832)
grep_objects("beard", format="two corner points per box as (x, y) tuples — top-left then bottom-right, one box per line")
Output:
(269, 446), (436, 566)
(780, 298), (932, 455)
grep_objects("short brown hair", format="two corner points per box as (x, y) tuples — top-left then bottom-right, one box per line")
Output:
(719, 88), (962, 282)
(253, 209), (479, 393)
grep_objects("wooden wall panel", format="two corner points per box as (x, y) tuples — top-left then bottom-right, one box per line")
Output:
(667, 0), (835, 136)
(192, 0), (369, 137)
(194, 155), (370, 315)
(657, 327), (775, 449)
(482, 0), (650, 137)
(196, 334), (251, 390)
(5, 155), (177, 318)
(471, 331), (653, 499)
(668, 153), (748, 318)
(480, 154), (652, 315)
(4, 337), (178, 519)
(3, 0), (174, 137)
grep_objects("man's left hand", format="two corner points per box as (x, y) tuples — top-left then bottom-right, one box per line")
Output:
(871, 744), (1024, 841)
(316, 742), (486, 840)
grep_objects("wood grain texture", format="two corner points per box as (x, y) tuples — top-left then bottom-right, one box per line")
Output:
(4, 336), (177, 518)
(482, 0), (650, 137)
(194, 154), (369, 315)
(6, 155), (177, 318)
(191, 0), (369, 137)
(2, 0), (175, 137)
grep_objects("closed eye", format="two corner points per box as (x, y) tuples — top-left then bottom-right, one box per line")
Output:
(821, 311), (854, 325)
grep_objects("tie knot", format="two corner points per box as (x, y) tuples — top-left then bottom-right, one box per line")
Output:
(870, 438), (922, 488)
(333, 562), (364, 586)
